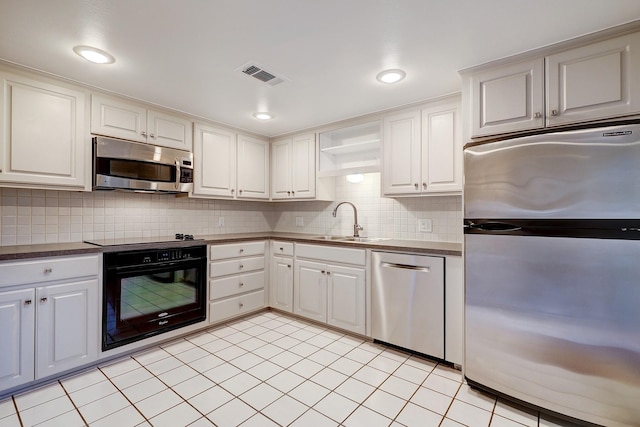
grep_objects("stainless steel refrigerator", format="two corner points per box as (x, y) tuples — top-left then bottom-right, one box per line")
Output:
(464, 123), (640, 427)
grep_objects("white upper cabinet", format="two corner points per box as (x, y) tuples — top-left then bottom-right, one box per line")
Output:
(465, 30), (640, 138)
(382, 95), (462, 196)
(91, 94), (192, 151)
(192, 123), (268, 200)
(271, 132), (327, 201)
(193, 123), (236, 198)
(546, 32), (640, 127)
(382, 110), (422, 195)
(237, 134), (269, 200)
(470, 58), (545, 137)
(0, 70), (88, 191)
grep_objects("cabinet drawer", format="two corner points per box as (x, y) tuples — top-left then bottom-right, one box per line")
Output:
(295, 244), (366, 266)
(272, 241), (294, 257)
(0, 255), (99, 288)
(209, 256), (264, 278)
(209, 290), (264, 323)
(210, 271), (264, 300)
(210, 241), (265, 260)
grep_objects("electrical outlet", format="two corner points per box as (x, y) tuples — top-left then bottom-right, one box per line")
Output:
(218, 217), (225, 227)
(418, 219), (432, 232)
(295, 217), (304, 227)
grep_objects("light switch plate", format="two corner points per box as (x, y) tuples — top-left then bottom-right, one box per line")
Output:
(295, 217), (304, 227)
(218, 217), (225, 227)
(418, 219), (432, 232)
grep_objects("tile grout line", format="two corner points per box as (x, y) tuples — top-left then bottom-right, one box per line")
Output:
(11, 395), (24, 427)
(58, 379), (91, 427)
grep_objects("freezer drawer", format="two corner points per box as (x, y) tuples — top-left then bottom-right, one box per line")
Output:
(465, 234), (640, 427)
(371, 251), (444, 358)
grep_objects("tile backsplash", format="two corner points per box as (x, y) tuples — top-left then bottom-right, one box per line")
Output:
(0, 173), (462, 246)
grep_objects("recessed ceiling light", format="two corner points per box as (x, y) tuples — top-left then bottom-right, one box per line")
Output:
(253, 112), (273, 120)
(73, 45), (115, 64)
(376, 69), (406, 84)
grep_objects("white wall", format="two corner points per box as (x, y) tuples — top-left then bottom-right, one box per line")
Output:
(0, 174), (462, 246)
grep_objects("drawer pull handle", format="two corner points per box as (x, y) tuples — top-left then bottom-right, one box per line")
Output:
(44, 268), (53, 274)
(40, 297), (48, 303)
(239, 282), (244, 287)
(240, 249), (244, 253)
(287, 264), (291, 268)
(321, 270), (325, 274)
(239, 264), (244, 269)
(279, 247), (284, 251)
(24, 299), (32, 305)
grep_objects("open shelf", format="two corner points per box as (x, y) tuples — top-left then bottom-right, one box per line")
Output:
(319, 121), (381, 176)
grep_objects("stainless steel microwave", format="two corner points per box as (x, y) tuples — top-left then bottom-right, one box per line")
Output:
(93, 136), (194, 193)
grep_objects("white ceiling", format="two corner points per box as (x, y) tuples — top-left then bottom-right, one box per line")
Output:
(1, 0), (640, 137)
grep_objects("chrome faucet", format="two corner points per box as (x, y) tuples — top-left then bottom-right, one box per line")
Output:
(332, 201), (363, 237)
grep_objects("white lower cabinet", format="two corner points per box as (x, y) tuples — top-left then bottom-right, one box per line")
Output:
(293, 244), (366, 335)
(209, 241), (266, 323)
(270, 241), (294, 312)
(0, 255), (99, 393)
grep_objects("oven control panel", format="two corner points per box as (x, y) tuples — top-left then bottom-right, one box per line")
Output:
(106, 245), (206, 268)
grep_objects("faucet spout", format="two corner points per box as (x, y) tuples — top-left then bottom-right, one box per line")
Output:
(332, 201), (363, 237)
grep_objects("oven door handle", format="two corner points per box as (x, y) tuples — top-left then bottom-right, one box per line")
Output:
(108, 259), (204, 273)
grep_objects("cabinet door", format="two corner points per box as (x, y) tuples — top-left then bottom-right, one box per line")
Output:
(270, 256), (293, 312)
(470, 58), (544, 137)
(0, 288), (35, 391)
(91, 94), (146, 143)
(147, 110), (193, 151)
(293, 260), (327, 323)
(35, 279), (98, 379)
(271, 138), (292, 200)
(192, 123), (237, 198)
(421, 101), (463, 194)
(382, 110), (422, 195)
(237, 134), (269, 199)
(327, 264), (365, 335)
(546, 32), (640, 127)
(291, 133), (316, 199)
(0, 72), (87, 190)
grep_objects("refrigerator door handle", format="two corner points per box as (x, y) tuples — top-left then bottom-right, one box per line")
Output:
(468, 222), (523, 232)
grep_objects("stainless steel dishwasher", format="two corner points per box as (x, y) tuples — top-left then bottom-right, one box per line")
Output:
(372, 251), (445, 359)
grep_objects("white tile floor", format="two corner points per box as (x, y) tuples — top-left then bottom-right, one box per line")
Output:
(0, 311), (583, 427)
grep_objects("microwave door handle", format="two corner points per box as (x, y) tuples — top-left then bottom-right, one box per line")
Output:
(175, 159), (180, 190)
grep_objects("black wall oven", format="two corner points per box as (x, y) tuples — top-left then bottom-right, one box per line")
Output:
(103, 245), (207, 350)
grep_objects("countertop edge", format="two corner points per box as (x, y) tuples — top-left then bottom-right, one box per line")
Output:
(0, 233), (462, 260)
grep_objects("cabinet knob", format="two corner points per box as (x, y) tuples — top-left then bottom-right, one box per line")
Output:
(44, 268), (52, 274)
(40, 297), (48, 303)
(239, 303), (244, 308)
(414, 183), (419, 190)
(239, 282), (244, 287)
(287, 191), (291, 196)
(321, 270), (326, 274)
(287, 264), (291, 268)
(24, 299), (32, 305)
(150, 133), (156, 139)
(534, 112), (542, 119)
(551, 109), (559, 116)
(240, 249), (244, 253)
(422, 182), (427, 189)
(279, 247), (284, 251)
(141, 131), (147, 137)
(326, 271), (331, 275)
(239, 264), (244, 269)
(291, 191), (295, 195)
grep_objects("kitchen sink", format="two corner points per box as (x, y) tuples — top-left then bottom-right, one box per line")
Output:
(312, 236), (390, 243)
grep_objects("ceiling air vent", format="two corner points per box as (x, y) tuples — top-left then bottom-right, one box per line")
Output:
(239, 62), (285, 86)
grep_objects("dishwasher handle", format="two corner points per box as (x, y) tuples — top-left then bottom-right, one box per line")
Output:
(381, 262), (430, 272)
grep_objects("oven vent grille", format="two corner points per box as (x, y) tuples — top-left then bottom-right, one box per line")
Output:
(240, 63), (285, 86)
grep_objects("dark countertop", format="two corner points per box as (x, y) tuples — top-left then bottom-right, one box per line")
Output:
(0, 232), (462, 261)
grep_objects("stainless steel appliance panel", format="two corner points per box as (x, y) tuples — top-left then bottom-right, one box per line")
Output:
(465, 233), (640, 427)
(372, 251), (445, 358)
(464, 124), (640, 219)
(93, 136), (194, 193)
